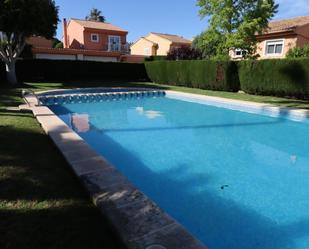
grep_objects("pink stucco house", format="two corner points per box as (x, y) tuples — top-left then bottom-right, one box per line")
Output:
(63, 18), (129, 52)
(32, 18), (130, 62)
(230, 16), (309, 60)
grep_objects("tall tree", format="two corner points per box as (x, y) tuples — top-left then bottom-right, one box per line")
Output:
(196, 0), (278, 59)
(86, 8), (106, 22)
(0, 0), (58, 85)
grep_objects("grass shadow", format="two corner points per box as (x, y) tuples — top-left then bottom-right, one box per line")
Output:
(0, 206), (125, 249)
(0, 110), (123, 248)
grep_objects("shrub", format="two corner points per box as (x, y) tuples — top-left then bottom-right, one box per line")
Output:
(54, 42), (64, 49)
(144, 56), (167, 62)
(145, 60), (240, 92)
(15, 59), (148, 82)
(167, 47), (202, 60)
(287, 44), (309, 58)
(238, 59), (309, 99)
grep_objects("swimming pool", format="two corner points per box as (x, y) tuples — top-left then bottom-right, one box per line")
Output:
(46, 91), (309, 249)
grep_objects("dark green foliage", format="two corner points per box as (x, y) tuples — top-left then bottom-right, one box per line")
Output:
(144, 56), (167, 62)
(0, 0), (59, 39)
(0, 62), (6, 83)
(19, 44), (33, 59)
(167, 47), (202, 60)
(54, 42), (64, 48)
(14, 59), (148, 82)
(196, 0), (278, 58)
(0, 0), (59, 84)
(286, 44), (309, 58)
(52, 38), (63, 48)
(86, 8), (106, 22)
(238, 59), (309, 99)
(145, 60), (240, 92)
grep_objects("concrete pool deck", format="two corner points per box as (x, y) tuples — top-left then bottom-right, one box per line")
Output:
(21, 90), (207, 249)
(20, 88), (309, 249)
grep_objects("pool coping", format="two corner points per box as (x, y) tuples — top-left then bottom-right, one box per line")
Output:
(20, 90), (208, 249)
(166, 90), (309, 121)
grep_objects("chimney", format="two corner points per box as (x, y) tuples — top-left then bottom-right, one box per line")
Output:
(63, 18), (68, 48)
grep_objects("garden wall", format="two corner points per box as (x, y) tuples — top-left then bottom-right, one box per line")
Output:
(145, 60), (240, 92)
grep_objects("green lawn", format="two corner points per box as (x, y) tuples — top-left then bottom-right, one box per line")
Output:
(1, 81), (309, 249)
(0, 86), (124, 249)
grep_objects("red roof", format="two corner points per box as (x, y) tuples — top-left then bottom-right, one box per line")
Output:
(71, 18), (128, 33)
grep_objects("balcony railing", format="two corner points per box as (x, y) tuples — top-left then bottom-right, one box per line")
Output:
(103, 43), (130, 54)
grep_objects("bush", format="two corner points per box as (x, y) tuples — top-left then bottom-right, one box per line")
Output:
(144, 56), (167, 62)
(238, 59), (309, 99)
(54, 42), (64, 49)
(167, 47), (202, 60)
(287, 44), (309, 58)
(145, 60), (240, 92)
(15, 59), (148, 82)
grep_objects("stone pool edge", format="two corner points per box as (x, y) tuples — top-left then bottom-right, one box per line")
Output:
(166, 90), (309, 120)
(20, 94), (207, 249)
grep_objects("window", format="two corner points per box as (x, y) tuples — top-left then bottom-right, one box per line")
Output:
(144, 48), (150, 56)
(232, 48), (247, 59)
(232, 49), (247, 58)
(91, 34), (99, 42)
(108, 36), (121, 51)
(265, 40), (284, 56)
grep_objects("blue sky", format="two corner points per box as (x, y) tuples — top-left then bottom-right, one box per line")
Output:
(55, 0), (309, 42)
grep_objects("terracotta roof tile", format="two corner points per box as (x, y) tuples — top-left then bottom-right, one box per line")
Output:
(71, 18), (127, 33)
(265, 16), (309, 33)
(150, 32), (192, 44)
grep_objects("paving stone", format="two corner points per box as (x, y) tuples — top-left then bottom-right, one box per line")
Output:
(40, 120), (71, 134)
(95, 181), (147, 209)
(70, 156), (113, 176)
(100, 198), (175, 242)
(49, 130), (82, 145)
(32, 106), (54, 116)
(128, 223), (207, 249)
(54, 139), (90, 153)
(80, 168), (128, 197)
(61, 144), (99, 163)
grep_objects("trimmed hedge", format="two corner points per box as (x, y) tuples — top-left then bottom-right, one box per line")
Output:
(1, 59), (148, 82)
(144, 56), (167, 62)
(16, 59), (148, 82)
(145, 60), (240, 92)
(238, 59), (309, 99)
(0, 62), (5, 83)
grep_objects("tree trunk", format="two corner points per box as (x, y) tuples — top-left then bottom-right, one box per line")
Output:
(6, 61), (18, 85)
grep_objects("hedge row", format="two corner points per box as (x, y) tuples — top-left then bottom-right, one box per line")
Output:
(0, 59), (148, 82)
(144, 56), (167, 62)
(2, 58), (309, 99)
(238, 59), (309, 99)
(0, 62), (5, 83)
(145, 60), (240, 92)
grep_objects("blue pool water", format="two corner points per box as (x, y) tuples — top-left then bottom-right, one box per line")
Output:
(50, 93), (309, 249)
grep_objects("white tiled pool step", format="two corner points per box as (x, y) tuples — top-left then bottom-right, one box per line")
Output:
(39, 90), (166, 105)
